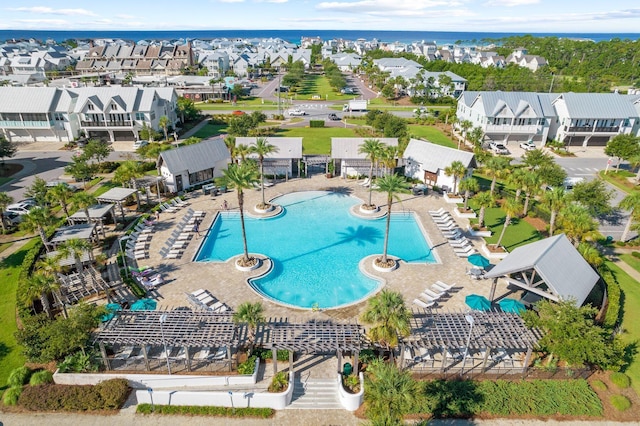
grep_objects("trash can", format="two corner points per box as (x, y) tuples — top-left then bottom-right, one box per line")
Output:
(606, 236), (614, 243)
(343, 362), (352, 376)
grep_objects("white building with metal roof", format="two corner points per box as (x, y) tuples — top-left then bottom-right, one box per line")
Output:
(0, 86), (178, 143)
(235, 137), (302, 178)
(402, 139), (475, 193)
(330, 137), (398, 178)
(157, 137), (230, 193)
(484, 234), (601, 307)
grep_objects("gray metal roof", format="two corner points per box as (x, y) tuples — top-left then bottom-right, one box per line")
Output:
(159, 136), (230, 174)
(556, 92), (638, 119)
(330, 138), (398, 159)
(96, 187), (138, 202)
(50, 223), (96, 244)
(463, 91), (555, 118)
(235, 137), (303, 159)
(68, 203), (115, 221)
(0, 87), (61, 113)
(403, 139), (475, 173)
(485, 234), (600, 306)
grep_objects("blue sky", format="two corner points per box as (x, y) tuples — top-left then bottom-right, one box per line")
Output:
(2, 1), (640, 33)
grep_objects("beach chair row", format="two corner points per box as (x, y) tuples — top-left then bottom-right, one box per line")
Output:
(429, 208), (478, 258)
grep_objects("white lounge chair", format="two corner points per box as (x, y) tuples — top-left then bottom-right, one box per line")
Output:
(433, 215), (454, 223)
(434, 281), (454, 291)
(359, 177), (370, 187)
(428, 207), (446, 216)
(413, 298), (435, 308)
(422, 288), (445, 299)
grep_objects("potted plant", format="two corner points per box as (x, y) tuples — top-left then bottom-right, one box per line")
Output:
(342, 374), (361, 394)
(268, 371), (289, 392)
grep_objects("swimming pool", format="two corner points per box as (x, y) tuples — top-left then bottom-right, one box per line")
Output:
(194, 191), (436, 309)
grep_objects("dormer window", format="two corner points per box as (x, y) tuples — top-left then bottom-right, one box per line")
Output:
(111, 102), (118, 110)
(87, 103), (94, 110)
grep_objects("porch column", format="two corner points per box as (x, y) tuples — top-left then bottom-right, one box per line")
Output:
(522, 347), (533, 374)
(489, 279), (498, 302)
(272, 347), (278, 374)
(99, 342), (110, 371)
(142, 345), (150, 371)
(353, 351), (359, 375)
(399, 345), (406, 369)
(289, 350), (294, 373)
(184, 345), (191, 372)
(337, 350), (342, 374)
(227, 346), (232, 372)
(440, 345), (447, 373)
(582, 135), (592, 147)
(481, 347), (492, 373)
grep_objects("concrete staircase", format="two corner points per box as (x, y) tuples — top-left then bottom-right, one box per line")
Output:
(287, 376), (342, 410)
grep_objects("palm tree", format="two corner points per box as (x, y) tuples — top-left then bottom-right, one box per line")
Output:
(541, 187), (568, 236)
(484, 156), (512, 196)
(578, 242), (605, 271)
(521, 173), (541, 216)
(22, 272), (59, 318)
(494, 197), (522, 248)
(250, 137), (279, 208)
(618, 192), (640, 242)
(379, 145), (398, 176)
(364, 360), (419, 424)
(0, 191), (14, 233)
(46, 183), (74, 218)
(360, 290), (411, 358)
(158, 116), (169, 141)
(358, 138), (384, 207)
(221, 162), (260, 266)
(36, 255), (64, 278)
(57, 238), (93, 272)
(232, 302), (265, 350)
(113, 160), (144, 188)
(224, 136), (237, 164)
(475, 191), (495, 229)
(71, 192), (97, 223)
(458, 119), (473, 149)
(459, 177), (479, 210)
(235, 144), (252, 163)
(507, 168), (528, 203)
(373, 174), (410, 266)
(558, 204), (599, 247)
(20, 207), (55, 252)
(443, 160), (466, 195)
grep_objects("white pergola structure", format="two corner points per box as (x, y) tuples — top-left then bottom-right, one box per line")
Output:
(49, 223), (99, 249)
(67, 203), (117, 238)
(96, 187), (139, 221)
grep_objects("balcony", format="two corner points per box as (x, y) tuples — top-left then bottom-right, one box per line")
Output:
(81, 121), (133, 127)
(484, 124), (543, 134)
(0, 120), (54, 128)
(566, 126), (619, 133)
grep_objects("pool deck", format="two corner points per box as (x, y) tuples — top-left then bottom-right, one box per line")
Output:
(141, 174), (515, 321)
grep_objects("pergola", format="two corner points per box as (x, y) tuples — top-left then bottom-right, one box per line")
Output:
(402, 309), (542, 373)
(133, 176), (164, 205)
(67, 204), (117, 238)
(94, 310), (241, 372)
(264, 159), (296, 180)
(53, 267), (112, 313)
(256, 318), (363, 374)
(49, 223), (98, 248)
(96, 187), (139, 221)
(302, 155), (331, 176)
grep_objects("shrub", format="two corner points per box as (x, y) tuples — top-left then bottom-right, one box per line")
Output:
(137, 404), (274, 417)
(343, 374), (360, 393)
(8, 366), (32, 387)
(58, 351), (100, 373)
(268, 371), (289, 392)
(590, 379), (607, 391)
(3, 386), (22, 406)
(309, 120), (325, 128)
(96, 379), (130, 409)
(18, 379), (129, 411)
(359, 348), (378, 364)
(610, 372), (631, 389)
(632, 251), (640, 259)
(29, 370), (54, 386)
(237, 356), (257, 375)
(610, 395), (631, 411)
(253, 348), (289, 361)
(96, 161), (120, 173)
(602, 270), (621, 329)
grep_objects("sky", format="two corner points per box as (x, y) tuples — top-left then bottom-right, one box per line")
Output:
(2, 1), (640, 33)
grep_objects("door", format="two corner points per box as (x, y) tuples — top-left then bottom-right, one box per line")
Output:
(175, 175), (183, 192)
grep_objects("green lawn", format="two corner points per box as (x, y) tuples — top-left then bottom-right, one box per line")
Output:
(606, 261), (640, 394)
(275, 127), (357, 154)
(0, 239), (38, 388)
(599, 170), (638, 194)
(192, 123), (229, 139)
(408, 125), (456, 148)
(295, 74), (354, 102)
(620, 253), (640, 274)
(475, 206), (544, 251)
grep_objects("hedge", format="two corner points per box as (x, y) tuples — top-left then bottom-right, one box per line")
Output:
(18, 379), (130, 411)
(610, 395), (631, 411)
(309, 120), (325, 128)
(137, 404), (274, 418)
(610, 372), (631, 389)
(602, 270), (621, 329)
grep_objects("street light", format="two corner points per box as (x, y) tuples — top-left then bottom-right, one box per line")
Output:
(118, 236), (131, 278)
(159, 314), (172, 375)
(461, 314), (475, 376)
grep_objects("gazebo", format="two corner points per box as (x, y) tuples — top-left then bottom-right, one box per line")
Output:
(53, 267), (113, 312)
(49, 223), (99, 248)
(96, 187), (139, 221)
(67, 203), (117, 237)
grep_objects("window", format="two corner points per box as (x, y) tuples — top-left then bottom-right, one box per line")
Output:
(54, 112), (64, 121)
(110, 102), (118, 110)
(150, 111), (155, 120)
(135, 112), (145, 121)
(189, 168), (214, 185)
(87, 103), (94, 111)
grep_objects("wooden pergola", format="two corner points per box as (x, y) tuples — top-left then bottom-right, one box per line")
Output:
(302, 155), (331, 176)
(256, 318), (363, 374)
(53, 267), (113, 316)
(96, 187), (139, 221)
(67, 204), (117, 238)
(94, 310), (241, 372)
(401, 309), (542, 373)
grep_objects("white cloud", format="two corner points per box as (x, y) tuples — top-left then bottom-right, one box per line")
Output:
(317, 0), (454, 13)
(217, 0), (244, 2)
(11, 19), (70, 27)
(266, 0), (289, 3)
(484, 0), (539, 6)
(8, 7), (97, 16)
(471, 7), (640, 26)
(116, 14), (135, 20)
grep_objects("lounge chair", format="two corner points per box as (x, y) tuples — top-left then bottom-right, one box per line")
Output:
(359, 178), (370, 187)
(413, 298), (435, 308)
(422, 288), (445, 299)
(431, 283), (449, 294)
(437, 220), (457, 228)
(454, 245), (476, 255)
(455, 248), (477, 258)
(433, 281), (454, 291)
(428, 207), (446, 216)
(450, 241), (473, 249)
(433, 215), (454, 223)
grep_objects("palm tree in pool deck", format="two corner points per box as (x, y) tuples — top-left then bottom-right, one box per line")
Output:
(233, 302), (265, 350)
(224, 136), (237, 164)
(444, 160), (466, 195)
(250, 137), (279, 208)
(459, 177), (479, 211)
(57, 238), (93, 273)
(373, 174), (410, 266)
(494, 197), (521, 249)
(619, 192), (640, 242)
(0, 191), (14, 233)
(20, 207), (55, 252)
(221, 162), (260, 266)
(379, 145), (398, 176)
(358, 138), (384, 207)
(475, 191), (495, 229)
(22, 271), (59, 318)
(360, 290), (411, 360)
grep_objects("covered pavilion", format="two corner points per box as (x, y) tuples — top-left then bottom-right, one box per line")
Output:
(96, 187), (139, 221)
(49, 223), (99, 248)
(67, 203), (117, 237)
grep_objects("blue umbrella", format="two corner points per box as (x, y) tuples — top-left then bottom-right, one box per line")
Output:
(465, 294), (491, 311)
(467, 254), (491, 269)
(130, 298), (157, 311)
(101, 303), (122, 322)
(499, 298), (526, 314)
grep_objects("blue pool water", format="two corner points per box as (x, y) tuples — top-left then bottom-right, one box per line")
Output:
(194, 191), (435, 309)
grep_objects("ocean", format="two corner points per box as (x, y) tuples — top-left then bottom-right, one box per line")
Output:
(1, 29), (639, 45)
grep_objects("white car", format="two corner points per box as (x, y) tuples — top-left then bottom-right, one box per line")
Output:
(287, 109), (307, 116)
(133, 139), (149, 149)
(6, 201), (39, 215)
(519, 141), (536, 151)
(490, 142), (510, 155)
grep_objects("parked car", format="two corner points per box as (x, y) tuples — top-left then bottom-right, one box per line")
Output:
(340, 87), (354, 94)
(413, 106), (428, 114)
(2, 211), (22, 226)
(328, 113), (341, 121)
(231, 110), (246, 116)
(519, 141), (536, 151)
(46, 181), (80, 192)
(489, 142), (510, 155)
(132, 139), (149, 149)
(287, 109), (307, 116)
(6, 201), (39, 215)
